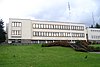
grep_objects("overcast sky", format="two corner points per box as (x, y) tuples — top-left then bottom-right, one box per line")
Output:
(0, 0), (100, 27)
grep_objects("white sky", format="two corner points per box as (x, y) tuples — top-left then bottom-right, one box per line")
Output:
(0, 0), (99, 28)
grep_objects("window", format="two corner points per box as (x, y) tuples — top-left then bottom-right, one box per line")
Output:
(33, 24), (35, 28)
(35, 32), (39, 36)
(51, 25), (53, 29)
(67, 25), (70, 30)
(60, 32), (64, 36)
(55, 25), (57, 29)
(71, 26), (73, 30)
(33, 32), (35, 36)
(91, 35), (100, 39)
(33, 31), (72, 37)
(41, 24), (43, 28)
(12, 22), (22, 27)
(43, 24), (45, 28)
(17, 30), (21, 35)
(11, 30), (21, 35)
(12, 22), (14, 27)
(49, 32), (52, 36)
(66, 33), (70, 37)
(71, 33), (85, 37)
(38, 24), (40, 28)
(56, 25), (59, 29)
(35, 24), (38, 28)
(39, 32), (42, 36)
(11, 30), (15, 35)
(46, 24), (48, 29)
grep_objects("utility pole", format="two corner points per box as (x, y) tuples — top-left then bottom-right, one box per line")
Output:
(68, 2), (71, 21)
(92, 12), (95, 27)
(68, 2), (72, 43)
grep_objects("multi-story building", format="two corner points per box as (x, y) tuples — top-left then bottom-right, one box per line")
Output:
(8, 18), (87, 44)
(87, 28), (100, 43)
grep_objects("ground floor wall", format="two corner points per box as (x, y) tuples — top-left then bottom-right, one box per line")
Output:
(8, 39), (87, 44)
(88, 40), (100, 44)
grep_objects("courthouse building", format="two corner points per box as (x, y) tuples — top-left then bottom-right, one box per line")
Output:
(8, 18), (87, 43)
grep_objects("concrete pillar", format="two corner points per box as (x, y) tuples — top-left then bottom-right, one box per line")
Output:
(46, 40), (47, 43)
(38, 40), (39, 44)
(53, 40), (54, 42)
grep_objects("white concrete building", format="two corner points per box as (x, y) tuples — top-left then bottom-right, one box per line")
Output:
(8, 18), (87, 43)
(87, 28), (100, 43)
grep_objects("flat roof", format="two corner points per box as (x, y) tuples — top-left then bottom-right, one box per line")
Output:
(87, 28), (100, 30)
(9, 18), (85, 24)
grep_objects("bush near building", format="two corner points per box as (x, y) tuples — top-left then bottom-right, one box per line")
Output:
(42, 40), (89, 52)
(42, 40), (70, 47)
(42, 40), (100, 52)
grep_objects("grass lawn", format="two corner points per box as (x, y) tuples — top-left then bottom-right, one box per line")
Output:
(89, 44), (100, 48)
(0, 44), (100, 67)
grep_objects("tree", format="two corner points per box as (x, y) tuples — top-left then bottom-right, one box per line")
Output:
(90, 25), (94, 28)
(95, 23), (100, 28)
(90, 23), (100, 28)
(0, 19), (6, 43)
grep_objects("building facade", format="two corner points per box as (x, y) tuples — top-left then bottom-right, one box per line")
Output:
(8, 18), (87, 44)
(87, 28), (100, 43)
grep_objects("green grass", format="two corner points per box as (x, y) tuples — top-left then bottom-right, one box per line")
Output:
(89, 44), (100, 48)
(91, 44), (100, 45)
(0, 44), (100, 67)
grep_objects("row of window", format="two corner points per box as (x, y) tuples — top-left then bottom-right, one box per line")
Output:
(91, 35), (100, 39)
(31, 40), (53, 44)
(11, 30), (21, 35)
(91, 30), (100, 32)
(33, 31), (85, 37)
(33, 24), (84, 30)
(12, 22), (22, 27)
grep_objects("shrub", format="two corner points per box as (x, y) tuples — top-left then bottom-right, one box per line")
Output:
(42, 43), (50, 47)
(75, 40), (89, 47)
(88, 46), (100, 52)
(88, 41), (92, 45)
(75, 48), (88, 52)
(93, 41), (96, 44)
(42, 40), (70, 47)
(93, 47), (100, 52)
(73, 40), (90, 52)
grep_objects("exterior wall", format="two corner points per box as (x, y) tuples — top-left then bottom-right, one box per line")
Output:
(87, 28), (100, 42)
(32, 20), (86, 41)
(8, 18), (86, 43)
(8, 18), (32, 40)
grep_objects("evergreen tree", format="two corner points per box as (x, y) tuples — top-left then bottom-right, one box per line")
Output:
(90, 25), (94, 28)
(0, 19), (6, 43)
(90, 23), (100, 28)
(95, 23), (100, 28)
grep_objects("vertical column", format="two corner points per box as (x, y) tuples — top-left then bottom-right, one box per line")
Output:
(46, 40), (47, 43)
(38, 40), (39, 44)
